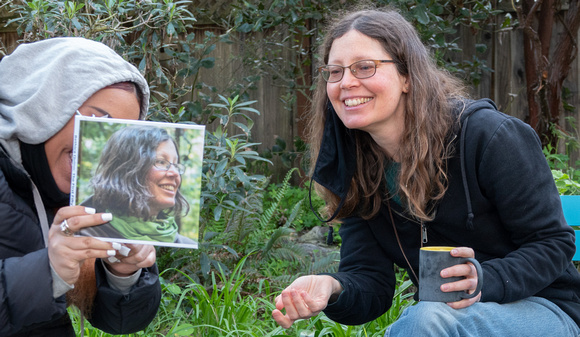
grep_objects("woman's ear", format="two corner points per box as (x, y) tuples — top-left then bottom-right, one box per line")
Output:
(402, 75), (410, 93)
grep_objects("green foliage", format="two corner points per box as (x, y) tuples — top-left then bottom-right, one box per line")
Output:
(216, 0), (499, 116)
(259, 168), (298, 230)
(259, 136), (310, 177)
(246, 169), (314, 279)
(5, 0), (226, 123)
(385, 0), (499, 86)
(158, 94), (271, 286)
(158, 256), (277, 336)
(544, 117), (580, 195)
(202, 94), (269, 225)
(550, 168), (580, 195)
(70, 264), (414, 337)
(263, 179), (326, 233)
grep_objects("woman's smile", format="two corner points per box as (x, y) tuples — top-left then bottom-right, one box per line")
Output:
(159, 184), (176, 192)
(344, 97), (373, 107)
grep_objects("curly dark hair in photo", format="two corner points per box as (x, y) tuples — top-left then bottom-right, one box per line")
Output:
(90, 125), (189, 220)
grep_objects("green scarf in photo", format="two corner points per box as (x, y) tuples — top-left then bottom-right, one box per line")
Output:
(109, 215), (178, 242)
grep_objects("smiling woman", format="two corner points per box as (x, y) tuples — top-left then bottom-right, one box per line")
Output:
(78, 125), (193, 244)
(271, 8), (580, 337)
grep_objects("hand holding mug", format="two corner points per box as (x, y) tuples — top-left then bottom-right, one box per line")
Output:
(419, 246), (483, 308)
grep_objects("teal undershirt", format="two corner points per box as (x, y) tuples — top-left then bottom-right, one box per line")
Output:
(384, 161), (402, 206)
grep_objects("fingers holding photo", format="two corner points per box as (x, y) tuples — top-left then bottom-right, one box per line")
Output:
(104, 244), (156, 276)
(50, 205), (113, 238)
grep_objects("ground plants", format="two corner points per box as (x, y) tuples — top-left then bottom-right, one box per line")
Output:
(71, 258), (415, 336)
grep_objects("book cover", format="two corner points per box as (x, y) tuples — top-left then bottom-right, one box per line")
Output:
(71, 116), (205, 249)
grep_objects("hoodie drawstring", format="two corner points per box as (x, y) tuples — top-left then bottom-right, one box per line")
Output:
(460, 114), (475, 230)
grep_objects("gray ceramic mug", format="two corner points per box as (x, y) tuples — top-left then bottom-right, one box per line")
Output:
(418, 246), (483, 302)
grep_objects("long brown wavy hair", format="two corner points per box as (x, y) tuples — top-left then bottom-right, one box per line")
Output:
(308, 8), (467, 222)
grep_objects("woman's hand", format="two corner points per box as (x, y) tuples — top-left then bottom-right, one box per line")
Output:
(104, 243), (156, 277)
(272, 275), (343, 329)
(442, 247), (482, 309)
(48, 206), (121, 285)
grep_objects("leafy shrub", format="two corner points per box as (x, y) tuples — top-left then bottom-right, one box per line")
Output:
(5, 0), (225, 123)
(544, 117), (580, 195)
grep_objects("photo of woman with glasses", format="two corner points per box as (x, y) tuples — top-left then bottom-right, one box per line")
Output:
(78, 124), (201, 246)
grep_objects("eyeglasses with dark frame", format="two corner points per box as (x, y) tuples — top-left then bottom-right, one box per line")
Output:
(154, 158), (185, 175)
(318, 59), (396, 83)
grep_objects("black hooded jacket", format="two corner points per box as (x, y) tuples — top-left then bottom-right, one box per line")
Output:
(315, 98), (580, 327)
(0, 144), (161, 336)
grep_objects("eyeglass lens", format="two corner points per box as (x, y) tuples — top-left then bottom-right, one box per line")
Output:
(154, 159), (184, 174)
(320, 60), (378, 82)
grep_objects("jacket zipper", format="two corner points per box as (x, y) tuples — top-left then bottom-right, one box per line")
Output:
(421, 222), (428, 245)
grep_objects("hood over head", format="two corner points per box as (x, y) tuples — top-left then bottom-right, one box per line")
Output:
(0, 37), (149, 162)
(310, 101), (357, 222)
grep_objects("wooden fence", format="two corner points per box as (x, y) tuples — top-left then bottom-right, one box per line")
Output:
(1, 5), (579, 177)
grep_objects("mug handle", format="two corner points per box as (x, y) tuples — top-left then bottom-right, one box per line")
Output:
(458, 257), (483, 299)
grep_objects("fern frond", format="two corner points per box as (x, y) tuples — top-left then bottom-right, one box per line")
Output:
(222, 191), (263, 245)
(270, 244), (308, 266)
(259, 168), (298, 228)
(309, 251), (340, 274)
(282, 199), (304, 228)
(261, 227), (294, 257)
(273, 273), (301, 285)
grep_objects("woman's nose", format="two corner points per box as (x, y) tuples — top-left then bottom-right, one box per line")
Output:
(340, 69), (360, 89)
(166, 165), (180, 175)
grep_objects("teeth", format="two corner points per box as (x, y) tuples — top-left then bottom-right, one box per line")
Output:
(344, 97), (372, 107)
(160, 185), (175, 192)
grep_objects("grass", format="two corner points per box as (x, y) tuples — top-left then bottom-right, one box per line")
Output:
(70, 258), (415, 337)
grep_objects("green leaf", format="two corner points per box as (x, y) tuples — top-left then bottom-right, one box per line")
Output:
(172, 323), (196, 336)
(164, 282), (182, 295)
(475, 44), (487, 53)
(412, 5), (430, 25)
(200, 57), (215, 68)
(138, 57), (147, 72)
(237, 23), (253, 33)
(167, 22), (175, 36)
(213, 204), (223, 221)
(200, 253), (210, 276)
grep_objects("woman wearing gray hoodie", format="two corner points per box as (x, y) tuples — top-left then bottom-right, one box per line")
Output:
(0, 37), (161, 336)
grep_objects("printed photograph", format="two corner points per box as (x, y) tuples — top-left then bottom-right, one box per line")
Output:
(71, 116), (205, 248)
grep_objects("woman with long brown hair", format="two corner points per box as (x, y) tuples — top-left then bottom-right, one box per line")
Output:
(272, 8), (580, 336)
